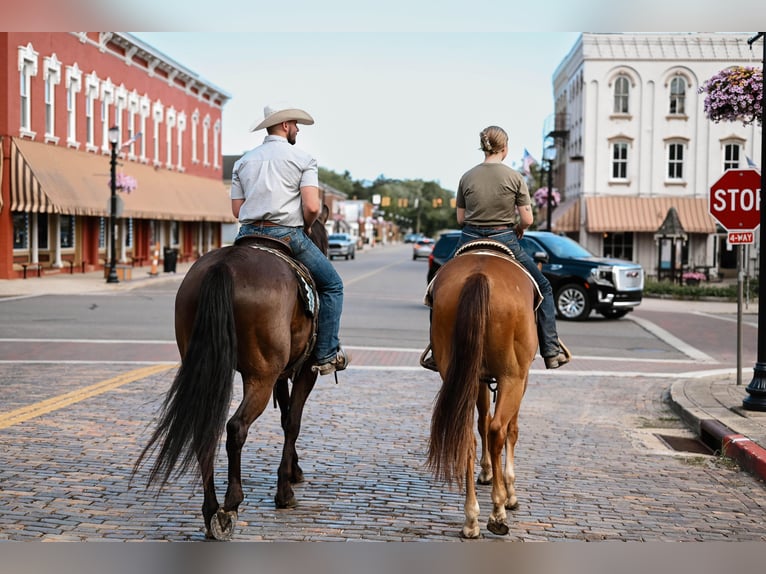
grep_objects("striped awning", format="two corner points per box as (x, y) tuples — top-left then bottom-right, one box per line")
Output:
(585, 196), (716, 234)
(10, 138), (236, 222)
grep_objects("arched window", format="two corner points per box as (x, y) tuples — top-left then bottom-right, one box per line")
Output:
(613, 76), (630, 114)
(669, 77), (686, 115)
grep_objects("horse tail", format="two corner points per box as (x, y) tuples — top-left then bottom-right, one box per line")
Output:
(427, 272), (489, 486)
(133, 261), (237, 489)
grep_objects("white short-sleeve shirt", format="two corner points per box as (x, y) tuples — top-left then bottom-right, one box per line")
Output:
(230, 135), (319, 227)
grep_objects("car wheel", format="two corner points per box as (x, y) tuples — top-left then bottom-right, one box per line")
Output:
(599, 308), (629, 319)
(555, 283), (591, 321)
(351, 251), (355, 260)
(345, 253), (350, 260)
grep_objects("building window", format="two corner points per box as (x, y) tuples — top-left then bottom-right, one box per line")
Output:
(191, 110), (199, 164)
(43, 55), (61, 142)
(669, 77), (686, 115)
(13, 213), (29, 250)
(603, 232), (634, 261)
(100, 78), (115, 153)
(724, 143), (741, 170)
(152, 101), (164, 167)
(171, 221), (180, 246)
(668, 143), (685, 180)
(213, 119), (221, 169)
(611, 142), (628, 179)
(126, 218), (134, 248)
(60, 215), (75, 249)
(65, 64), (82, 147)
(85, 72), (99, 150)
(165, 107), (176, 169)
(202, 114), (211, 167)
(18, 43), (39, 137)
(177, 112), (186, 171)
(613, 75), (630, 114)
(139, 95), (150, 162)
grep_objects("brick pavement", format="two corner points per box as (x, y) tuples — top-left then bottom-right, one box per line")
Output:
(0, 363), (764, 541)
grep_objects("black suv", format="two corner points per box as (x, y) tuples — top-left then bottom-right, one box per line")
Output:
(426, 230), (644, 321)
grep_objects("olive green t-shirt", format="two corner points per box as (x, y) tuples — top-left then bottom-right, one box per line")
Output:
(456, 163), (531, 227)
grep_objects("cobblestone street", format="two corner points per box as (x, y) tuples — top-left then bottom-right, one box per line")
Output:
(1, 364), (764, 541)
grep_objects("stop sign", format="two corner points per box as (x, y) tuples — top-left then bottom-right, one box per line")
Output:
(709, 168), (762, 231)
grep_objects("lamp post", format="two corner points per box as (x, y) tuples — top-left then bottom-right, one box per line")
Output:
(743, 32), (766, 410)
(106, 125), (120, 284)
(542, 145), (557, 231)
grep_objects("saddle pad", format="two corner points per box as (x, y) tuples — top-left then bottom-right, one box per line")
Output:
(247, 245), (318, 317)
(424, 249), (542, 311)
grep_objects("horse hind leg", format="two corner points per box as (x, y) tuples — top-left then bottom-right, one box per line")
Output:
(461, 434), (481, 539)
(213, 375), (272, 540)
(274, 377), (304, 485)
(476, 383), (492, 485)
(504, 417), (520, 511)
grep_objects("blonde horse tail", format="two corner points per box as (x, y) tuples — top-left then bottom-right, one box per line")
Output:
(427, 272), (489, 486)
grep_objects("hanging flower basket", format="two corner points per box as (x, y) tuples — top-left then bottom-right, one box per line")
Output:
(109, 172), (138, 193)
(699, 66), (763, 127)
(533, 187), (561, 209)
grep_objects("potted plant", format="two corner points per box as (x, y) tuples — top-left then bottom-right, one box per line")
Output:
(699, 66), (763, 127)
(682, 271), (707, 286)
(533, 187), (561, 209)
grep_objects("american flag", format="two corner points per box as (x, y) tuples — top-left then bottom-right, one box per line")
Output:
(522, 148), (538, 176)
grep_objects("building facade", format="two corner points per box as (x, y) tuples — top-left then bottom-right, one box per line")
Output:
(549, 33), (761, 281)
(0, 32), (235, 279)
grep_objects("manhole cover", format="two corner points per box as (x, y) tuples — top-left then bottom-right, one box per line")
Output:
(655, 434), (713, 455)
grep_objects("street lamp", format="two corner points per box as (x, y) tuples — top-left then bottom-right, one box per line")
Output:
(743, 32), (766, 410)
(106, 125), (120, 284)
(542, 145), (557, 231)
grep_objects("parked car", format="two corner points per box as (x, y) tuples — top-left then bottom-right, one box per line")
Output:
(328, 233), (356, 260)
(427, 230), (644, 320)
(412, 237), (435, 260)
(404, 233), (425, 244)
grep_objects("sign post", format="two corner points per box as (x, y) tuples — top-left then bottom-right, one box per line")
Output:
(709, 168), (762, 394)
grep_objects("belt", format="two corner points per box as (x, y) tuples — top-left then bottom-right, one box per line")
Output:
(472, 224), (512, 231)
(251, 220), (282, 227)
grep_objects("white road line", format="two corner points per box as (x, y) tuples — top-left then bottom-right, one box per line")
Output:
(628, 316), (717, 363)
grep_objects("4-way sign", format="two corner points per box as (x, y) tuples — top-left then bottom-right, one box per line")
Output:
(709, 168), (761, 244)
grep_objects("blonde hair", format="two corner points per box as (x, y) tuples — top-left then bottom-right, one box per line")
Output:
(479, 126), (508, 155)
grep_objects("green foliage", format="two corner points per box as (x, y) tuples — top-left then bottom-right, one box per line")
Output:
(319, 167), (457, 237)
(644, 278), (759, 301)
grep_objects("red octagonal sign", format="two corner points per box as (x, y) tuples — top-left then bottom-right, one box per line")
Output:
(709, 168), (762, 231)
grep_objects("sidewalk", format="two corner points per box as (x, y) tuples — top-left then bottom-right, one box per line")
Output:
(2, 269), (765, 482)
(640, 297), (766, 481)
(0, 262), (192, 297)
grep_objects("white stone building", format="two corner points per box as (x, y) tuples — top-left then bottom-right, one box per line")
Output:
(548, 32), (762, 281)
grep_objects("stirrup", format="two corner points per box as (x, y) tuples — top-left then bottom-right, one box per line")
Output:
(420, 344), (438, 372)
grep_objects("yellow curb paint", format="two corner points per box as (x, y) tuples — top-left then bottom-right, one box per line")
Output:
(0, 363), (176, 430)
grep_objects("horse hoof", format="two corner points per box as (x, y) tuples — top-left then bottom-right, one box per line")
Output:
(275, 494), (297, 509)
(291, 468), (305, 484)
(460, 526), (481, 539)
(506, 500), (519, 511)
(209, 509), (238, 541)
(487, 518), (509, 536)
(477, 473), (492, 485)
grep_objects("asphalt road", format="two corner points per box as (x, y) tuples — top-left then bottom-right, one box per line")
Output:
(0, 243), (763, 542)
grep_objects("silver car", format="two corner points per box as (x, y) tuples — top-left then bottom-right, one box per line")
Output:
(328, 233), (356, 260)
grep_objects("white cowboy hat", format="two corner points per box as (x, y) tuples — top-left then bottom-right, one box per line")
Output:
(249, 104), (315, 132)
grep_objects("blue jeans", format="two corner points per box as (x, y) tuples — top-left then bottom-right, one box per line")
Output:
(454, 226), (561, 358)
(237, 224), (344, 364)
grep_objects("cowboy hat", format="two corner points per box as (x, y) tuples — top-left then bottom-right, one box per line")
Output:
(249, 104), (315, 132)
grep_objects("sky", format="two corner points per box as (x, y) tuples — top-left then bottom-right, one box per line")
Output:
(132, 32), (581, 191)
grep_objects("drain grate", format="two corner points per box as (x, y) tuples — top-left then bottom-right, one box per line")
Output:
(655, 434), (713, 455)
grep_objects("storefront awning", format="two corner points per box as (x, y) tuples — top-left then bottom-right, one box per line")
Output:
(550, 196), (580, 233)
(10, 138), (236, 223)
(585, 196), (716, 234)
(0, 137), (4, 213)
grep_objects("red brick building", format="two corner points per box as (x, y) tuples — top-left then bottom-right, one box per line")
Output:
(0, 32), (234, 279)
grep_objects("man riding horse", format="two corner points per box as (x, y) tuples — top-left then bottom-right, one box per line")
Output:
(231, 104), (350, 376)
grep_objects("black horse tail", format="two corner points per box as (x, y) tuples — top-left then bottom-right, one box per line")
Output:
(427, 272), (489, 487)
(133, 261), (237, 489)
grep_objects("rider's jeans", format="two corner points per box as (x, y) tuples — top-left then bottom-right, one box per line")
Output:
(454, 226), (561, 358)
(237, 224), (343, 364)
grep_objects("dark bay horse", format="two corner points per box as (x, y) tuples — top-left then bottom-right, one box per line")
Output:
(134, 214), (329, 540)
(426, 241), (538, 539)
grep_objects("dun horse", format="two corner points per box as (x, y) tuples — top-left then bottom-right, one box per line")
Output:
(133, 213), (329, 540)
(427, 241), (539, 539)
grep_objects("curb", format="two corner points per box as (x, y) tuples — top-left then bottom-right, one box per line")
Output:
(669, 382), (766, 482)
